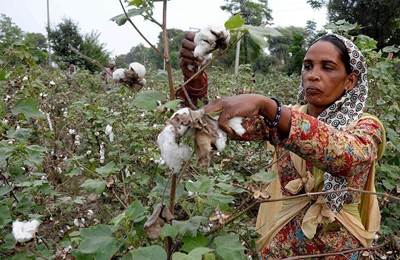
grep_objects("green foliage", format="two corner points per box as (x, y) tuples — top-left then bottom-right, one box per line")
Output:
(48, 18), (109, 71)
(0, 15), (398, 259)
(309, 0), (400, 48)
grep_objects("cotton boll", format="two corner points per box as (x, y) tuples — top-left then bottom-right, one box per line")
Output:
(12, 219), (40, 243)
(215, 129), (227, 152)
(228, 117), (246, 136)
(171, 108), (191, 136)
(157, 125), (192, 173)
(105, 124), (113, 135)
(193, 25), (230, 61)
(129, 62), (146, 79)
(112, 68), (126, 81)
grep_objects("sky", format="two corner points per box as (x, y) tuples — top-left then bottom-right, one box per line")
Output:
(0, 0), (327, 56)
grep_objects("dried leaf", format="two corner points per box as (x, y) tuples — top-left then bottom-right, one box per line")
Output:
(144, 203), (174, 239)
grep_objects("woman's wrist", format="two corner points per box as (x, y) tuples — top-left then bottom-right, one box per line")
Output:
(258, 97), (291, 138)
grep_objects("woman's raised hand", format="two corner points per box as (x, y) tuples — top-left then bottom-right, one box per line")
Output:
(179, 32), (203, 78)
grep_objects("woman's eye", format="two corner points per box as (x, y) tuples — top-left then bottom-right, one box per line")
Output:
(323, 66), (334, 71)
(303, 64), (312, 70)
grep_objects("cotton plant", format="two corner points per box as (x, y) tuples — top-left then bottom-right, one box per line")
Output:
(157, 107), (247, 172)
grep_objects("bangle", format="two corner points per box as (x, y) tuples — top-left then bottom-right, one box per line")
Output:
(265, 97), (281, 128)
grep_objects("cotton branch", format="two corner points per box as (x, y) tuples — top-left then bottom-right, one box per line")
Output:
(118, 0), (162, 57)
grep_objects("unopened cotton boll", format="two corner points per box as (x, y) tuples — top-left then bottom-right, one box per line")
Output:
(129, 62), (146, 79)
(12, 219), (40, 243)
(112, 68), (126, 81)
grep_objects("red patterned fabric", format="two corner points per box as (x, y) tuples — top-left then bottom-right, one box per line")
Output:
(176, 72), (209, 107)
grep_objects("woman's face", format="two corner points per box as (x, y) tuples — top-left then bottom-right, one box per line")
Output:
(301, 40), (357, 111)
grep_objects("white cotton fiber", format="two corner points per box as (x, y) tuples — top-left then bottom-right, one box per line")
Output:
(157, 125), (192, 173)
(129, 62), (146, 79)
(193, 25), (230, 61)
(228, 117), (246, 136)
(113, 68), (126, 80)
(171, 108), (191, 136)
(215, 129), (227, 152)
(12, 219), (40, 243)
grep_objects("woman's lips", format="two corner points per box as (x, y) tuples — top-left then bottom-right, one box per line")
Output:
(305, 87), (322, 95)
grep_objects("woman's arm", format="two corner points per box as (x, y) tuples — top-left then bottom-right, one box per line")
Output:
(283, 110), (384, 176)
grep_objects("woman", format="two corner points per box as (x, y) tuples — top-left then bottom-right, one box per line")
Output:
(179, 33), (386, 258)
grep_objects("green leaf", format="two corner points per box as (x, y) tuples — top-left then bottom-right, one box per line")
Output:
(185, 176), (213, 193)
(160, 224), (178, 239)
(0, 186), (13, 196)
(128, 0), (143, 6)
(0, 205), (11, 227)
(80, 179), (106, 194)
(251, 169), (277, 183)
(224, 14), (245, 30)
(214, 234), (245, 260)
(382, 179), (395, 190)
(111, 8), (144, 26)
(95, 161), (119, 177)
(173, 216), (207, 237)
(6, 128), (33, 140)
(382, 45), (399, 53)
(244, 25), (281, 48)
(188, 247), (213, 260)
(133, 90), (165, 110)
(0, 69), (11, 81)
(128, 245), (167, 260)
(125, 200), (147, 223)
(160, 99), (181, 112)
(11, 98), (44, 119)
(355, 35), (377, 51)
(172, 252), (189, 260)
(66, 167), (82, 177)
(78, 225), (117, 260)
(181, 233), (208, 252)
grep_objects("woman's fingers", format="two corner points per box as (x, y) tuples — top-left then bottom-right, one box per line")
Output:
(182, 38), (196, 51)
(218, 112), (234, 136)
(204, 99), (223, 114)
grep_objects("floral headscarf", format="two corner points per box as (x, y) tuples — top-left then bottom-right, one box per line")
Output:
(297, 33), (368, 213)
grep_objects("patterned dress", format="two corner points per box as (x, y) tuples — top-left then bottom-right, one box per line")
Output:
(261, 110), (384, 259)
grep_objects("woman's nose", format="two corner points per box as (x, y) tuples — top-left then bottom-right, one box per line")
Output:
(306, 69), (320, 81)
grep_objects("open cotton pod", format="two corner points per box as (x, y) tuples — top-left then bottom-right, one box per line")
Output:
(193, 25), (230, 64)
(157, 107), (269, 170)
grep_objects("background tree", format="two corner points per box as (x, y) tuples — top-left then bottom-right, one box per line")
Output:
(80, 31), (110, 72)
(268, 26), (306, 74)
(307, 0), (400, 48)
(48, 18), (109, 72)
(0, 14), (48, 66)
(48, 18), (83, 68)
(221, 0), (273, 64)
(0, 14), (23, 51)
